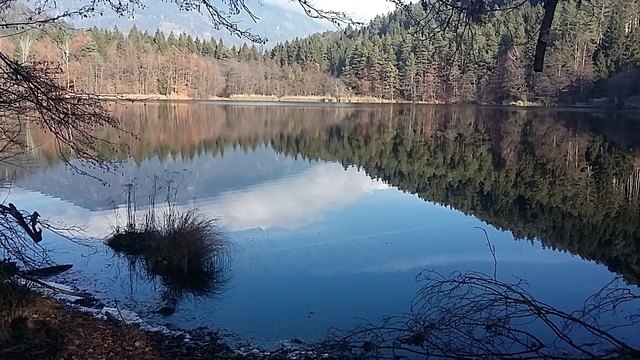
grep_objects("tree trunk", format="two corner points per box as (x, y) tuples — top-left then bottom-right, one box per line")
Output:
(534, 0), (559, 72)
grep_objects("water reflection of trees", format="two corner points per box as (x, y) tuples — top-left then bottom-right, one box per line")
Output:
(20, 103), (358, 167)
(15, 104), (640, 284)
(268, 107), (640, 285)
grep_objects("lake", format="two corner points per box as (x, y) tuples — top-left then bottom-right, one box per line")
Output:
(6, 103), (640, 352)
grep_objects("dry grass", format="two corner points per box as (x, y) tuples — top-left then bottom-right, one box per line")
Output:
(107, 209), (229, 298)
(93, 92), (425, 104)
(228, 94), (400, 103)
(0, 282), (176, 360)
(92, 93), (220, 101)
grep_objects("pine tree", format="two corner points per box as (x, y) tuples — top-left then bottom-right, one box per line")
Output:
(202, 38), (216, 57)
(594, 2), (627, 78)
(153, 30), (169, 53)
(381, 49), (398, 100)
(250, 44), (262, 61)
(167, 32), (179, 50)
(401, 53), (417, 101)
(368, 45), (383, 98)
(215, 39), (230, 59)
(186, 35), (198, 54)
(343, 41), (367, 93)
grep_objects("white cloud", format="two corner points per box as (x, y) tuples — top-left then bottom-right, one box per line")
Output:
(198, 163), (388, 231)
(265, 0), (395, 21)
(8, 163), (388, 238)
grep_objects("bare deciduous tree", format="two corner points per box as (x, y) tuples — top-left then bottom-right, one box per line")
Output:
(16, 34), (32, 64)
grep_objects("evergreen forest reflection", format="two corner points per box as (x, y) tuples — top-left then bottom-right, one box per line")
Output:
(17, 103), (640, 286)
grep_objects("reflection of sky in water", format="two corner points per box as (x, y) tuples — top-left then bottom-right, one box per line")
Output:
(6, 146), (633, 347)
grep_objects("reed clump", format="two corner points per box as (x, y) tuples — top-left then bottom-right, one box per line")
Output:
(106, 180), (229, 300)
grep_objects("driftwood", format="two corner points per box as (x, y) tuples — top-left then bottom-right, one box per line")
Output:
(1, 259), (88, 299)
(0, 204), (86, 300)
(20, 275), (96, 300)
(0, 203), (42, 243)
(20, 264), (73, 278)
(1, 260), (74, 282)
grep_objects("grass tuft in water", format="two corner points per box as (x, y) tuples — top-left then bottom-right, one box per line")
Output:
(106, 180), (229, 302)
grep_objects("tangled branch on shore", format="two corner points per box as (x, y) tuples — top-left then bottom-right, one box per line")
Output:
(320, 270), (640, 359)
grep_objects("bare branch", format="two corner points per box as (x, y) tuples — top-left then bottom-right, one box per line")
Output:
(0, 203), (41, 243)
(320, 270), (640, 359)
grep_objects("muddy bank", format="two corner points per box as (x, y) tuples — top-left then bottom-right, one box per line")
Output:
(0, 284), (329, 360)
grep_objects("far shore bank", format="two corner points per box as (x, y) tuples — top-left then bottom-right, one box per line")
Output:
(95, 93), (401, 104)
(94, 93), (640, 110)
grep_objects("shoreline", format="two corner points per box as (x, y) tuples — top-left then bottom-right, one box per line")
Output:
(0, 282), (326, 360)
(94, 93), (640, 110)
(95, 93), (401, 104)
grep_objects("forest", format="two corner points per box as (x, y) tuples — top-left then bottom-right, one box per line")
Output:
(273, 0), (640, 104)
(1, 0), (640, 104)
(4, 0), (640, 357)
(0, 26), (347, 99)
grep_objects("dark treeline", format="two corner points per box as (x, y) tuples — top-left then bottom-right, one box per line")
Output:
(272, 0), (640, 104)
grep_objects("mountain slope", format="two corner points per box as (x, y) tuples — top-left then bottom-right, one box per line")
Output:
(52, 0), (332, 46)
(1, 1), (71, 33)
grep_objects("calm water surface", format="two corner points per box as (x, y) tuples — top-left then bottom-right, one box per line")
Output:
(7, 103), (640, 347)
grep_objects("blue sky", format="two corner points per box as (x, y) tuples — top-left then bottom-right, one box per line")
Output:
(266, 0), (395, 21)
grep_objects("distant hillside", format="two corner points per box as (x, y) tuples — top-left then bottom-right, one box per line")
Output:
(52, 0), (332, 46)
(0, 1), (32, 22)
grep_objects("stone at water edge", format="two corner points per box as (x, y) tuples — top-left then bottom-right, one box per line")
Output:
(157, 294), (178, 316)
